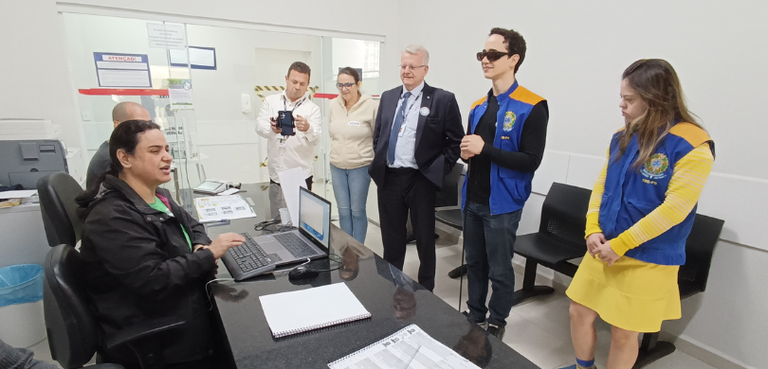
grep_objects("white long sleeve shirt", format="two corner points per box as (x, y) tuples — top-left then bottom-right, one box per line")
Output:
(255, 91), (322, 182)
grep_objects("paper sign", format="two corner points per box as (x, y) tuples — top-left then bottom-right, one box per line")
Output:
(168, 79), (194, 110)
(93, 52), (151, 88)
(146, 23), (187, 49)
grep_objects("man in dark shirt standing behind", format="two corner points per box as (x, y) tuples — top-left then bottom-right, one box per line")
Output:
(85, 102), (150, 190)
(460, 28), (549, 340)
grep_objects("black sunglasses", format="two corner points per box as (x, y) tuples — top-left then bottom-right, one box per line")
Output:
(476, 50), (510, 62)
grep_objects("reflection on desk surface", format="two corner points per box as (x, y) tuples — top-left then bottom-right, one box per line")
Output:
(204, 185), (540, 369)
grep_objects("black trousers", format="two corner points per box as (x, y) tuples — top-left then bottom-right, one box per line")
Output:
(378, 168), (437, 291)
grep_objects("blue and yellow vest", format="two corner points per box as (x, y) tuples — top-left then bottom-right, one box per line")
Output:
(461, 81), (545, 215)
(600, 123), (712, 265)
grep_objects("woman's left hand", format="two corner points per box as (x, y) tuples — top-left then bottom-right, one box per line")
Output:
(594, 241), (620, 266)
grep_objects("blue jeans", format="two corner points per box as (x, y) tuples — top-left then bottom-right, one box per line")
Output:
(330, 164), (372, 244)
(463, 200), (522, 326)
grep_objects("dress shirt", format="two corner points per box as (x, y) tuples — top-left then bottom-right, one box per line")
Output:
(389, 81), (425, 169)
(256, 91), (322, 182)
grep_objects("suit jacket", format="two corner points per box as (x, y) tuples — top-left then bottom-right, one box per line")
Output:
(370, 83), (464, 189)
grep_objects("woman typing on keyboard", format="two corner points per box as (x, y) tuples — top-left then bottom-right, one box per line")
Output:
(77, 120), (244, 369)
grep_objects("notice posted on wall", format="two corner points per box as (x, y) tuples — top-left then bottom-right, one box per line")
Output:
(168, 79), (194, 110)
(146, 22), (187, 49)
(194, 195), (256, 223)
(93, 52), (151, 88)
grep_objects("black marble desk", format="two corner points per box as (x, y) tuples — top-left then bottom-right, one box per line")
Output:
(200, 183), (539, 369)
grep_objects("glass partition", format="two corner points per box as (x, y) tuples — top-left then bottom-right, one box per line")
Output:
(61, 12), (382, 208)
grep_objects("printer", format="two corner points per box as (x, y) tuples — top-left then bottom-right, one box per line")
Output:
(0, 119), (68, 189)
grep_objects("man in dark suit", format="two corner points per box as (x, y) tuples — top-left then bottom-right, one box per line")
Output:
(370, 45), (464, 291)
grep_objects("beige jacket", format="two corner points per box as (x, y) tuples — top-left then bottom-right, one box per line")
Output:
(329, 93), (379, 169)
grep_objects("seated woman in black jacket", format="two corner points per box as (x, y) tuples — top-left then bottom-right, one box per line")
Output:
(77, 120), (244, 368)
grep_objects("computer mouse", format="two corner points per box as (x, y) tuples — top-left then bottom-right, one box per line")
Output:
(288, 265), (319, 281)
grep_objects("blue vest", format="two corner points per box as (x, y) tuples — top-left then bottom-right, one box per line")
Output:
(461, 81), (545, 215)
(599, 123), (712, 265)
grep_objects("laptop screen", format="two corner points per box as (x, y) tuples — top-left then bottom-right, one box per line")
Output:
(298, 187), (331, 250)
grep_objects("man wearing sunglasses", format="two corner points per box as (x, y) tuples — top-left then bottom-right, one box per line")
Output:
(370, 45), (464, 292)
(460, 28), (549, 340)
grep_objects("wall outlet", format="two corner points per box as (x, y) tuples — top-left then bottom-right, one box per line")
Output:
(242, 165), (251, 172)
(81, 110), (92, 121)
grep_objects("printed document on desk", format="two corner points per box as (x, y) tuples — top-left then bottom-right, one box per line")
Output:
(194, 195), (256, 222)
(328, 324), (480, 369)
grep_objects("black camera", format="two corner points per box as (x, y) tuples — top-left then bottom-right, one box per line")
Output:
(276, 110), (295, 136)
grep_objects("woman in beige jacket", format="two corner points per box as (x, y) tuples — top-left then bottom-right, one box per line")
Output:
(329, 67), (379, 243)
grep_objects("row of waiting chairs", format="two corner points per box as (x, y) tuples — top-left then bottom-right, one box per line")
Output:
(436, 178), (724, 369)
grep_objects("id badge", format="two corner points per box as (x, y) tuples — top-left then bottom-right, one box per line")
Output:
(278, 137), (287, 147)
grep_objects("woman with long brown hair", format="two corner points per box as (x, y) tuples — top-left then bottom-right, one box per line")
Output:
(561, 59), (715, 369)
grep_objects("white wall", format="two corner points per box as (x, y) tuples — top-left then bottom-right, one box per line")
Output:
(395, 1), (767, 367)
(0, 0), (87, 183)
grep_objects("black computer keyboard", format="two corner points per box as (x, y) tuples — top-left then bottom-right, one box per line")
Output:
(223, 234), (276, 281)
(274, 232), (317, 258)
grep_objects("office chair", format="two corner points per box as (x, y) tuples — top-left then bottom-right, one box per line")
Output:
(44, 244), (186, 369)
(37, 172), (83, 247)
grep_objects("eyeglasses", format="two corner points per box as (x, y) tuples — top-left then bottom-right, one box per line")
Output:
(336, 82), (356, 90)
(476, 50), (510, 62)
(399, 64), (427, 71)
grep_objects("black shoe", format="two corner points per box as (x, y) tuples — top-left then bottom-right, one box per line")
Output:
(448, 265), (468, 279)
(487, 324), (505, 340)
(461, 310), (488, 329)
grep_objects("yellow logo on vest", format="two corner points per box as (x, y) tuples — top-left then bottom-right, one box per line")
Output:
(502, 111), (516, 132)
(641, 153), (669, 181)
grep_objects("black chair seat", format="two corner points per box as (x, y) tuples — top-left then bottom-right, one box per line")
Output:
(511, 183), (592, 307)
(515, 233), (586, 268)
(435, 209), (463, 230)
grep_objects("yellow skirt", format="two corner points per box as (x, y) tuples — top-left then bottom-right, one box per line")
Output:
(566, 253), (681, 333)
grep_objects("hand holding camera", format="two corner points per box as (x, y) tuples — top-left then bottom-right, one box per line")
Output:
(274, 110), (296, 136)
(269, 117), (281, 134)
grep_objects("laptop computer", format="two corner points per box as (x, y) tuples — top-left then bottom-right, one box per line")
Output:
(222, 187), (331, 281)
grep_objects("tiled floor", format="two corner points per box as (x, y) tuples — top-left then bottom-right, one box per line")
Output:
(363, 222), (718, 369)
(29, 221), (719, 369)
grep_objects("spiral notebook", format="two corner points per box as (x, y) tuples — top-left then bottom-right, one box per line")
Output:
(328, 324), (481, 369)
(259, 282), (371, 338)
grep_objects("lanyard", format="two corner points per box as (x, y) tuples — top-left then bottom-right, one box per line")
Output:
(283, 94), (305, 111)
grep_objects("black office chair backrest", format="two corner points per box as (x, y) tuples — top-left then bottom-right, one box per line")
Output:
(37, 172), (84, 247)
(539, 182), (592, 250)
(678, 213), (724, 298)
(435, 163), (464, 207)
(44, 244), (101, 369)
